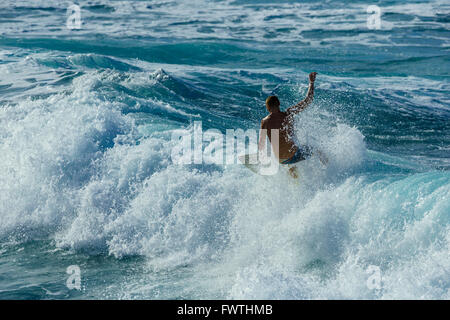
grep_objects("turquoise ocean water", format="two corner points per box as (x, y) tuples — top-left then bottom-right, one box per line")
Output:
(0, 0), (449, 299)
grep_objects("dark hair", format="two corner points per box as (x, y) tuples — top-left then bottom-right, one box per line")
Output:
(265, 95), (280, 112)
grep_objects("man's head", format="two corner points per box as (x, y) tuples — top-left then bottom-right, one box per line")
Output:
(265, 95), (280, 113)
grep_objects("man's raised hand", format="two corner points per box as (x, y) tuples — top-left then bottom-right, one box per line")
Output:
(309, 72), (317, 83)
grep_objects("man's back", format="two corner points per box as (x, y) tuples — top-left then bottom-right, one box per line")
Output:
(261, 111), (297, 160)
(259, 72), (317, 162)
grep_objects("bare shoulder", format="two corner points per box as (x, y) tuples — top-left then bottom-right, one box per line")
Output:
(261, 115), (270, 127)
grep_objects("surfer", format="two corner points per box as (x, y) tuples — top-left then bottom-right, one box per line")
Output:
(258, 72), (326, 178)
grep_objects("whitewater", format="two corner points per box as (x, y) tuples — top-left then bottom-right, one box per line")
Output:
(0, 0), (449, 299)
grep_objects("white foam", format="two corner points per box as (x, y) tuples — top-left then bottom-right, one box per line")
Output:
(0, 51), (448, 299)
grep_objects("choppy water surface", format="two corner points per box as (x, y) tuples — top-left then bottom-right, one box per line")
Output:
(0, 0), (449, 299)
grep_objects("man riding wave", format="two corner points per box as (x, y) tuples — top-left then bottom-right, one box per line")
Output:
(258, 72), (326, 178)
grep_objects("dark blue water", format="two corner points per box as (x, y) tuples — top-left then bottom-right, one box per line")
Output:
(0, 0), (449, 299)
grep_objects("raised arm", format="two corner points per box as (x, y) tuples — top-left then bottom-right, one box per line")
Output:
(286, 72), (317, 116)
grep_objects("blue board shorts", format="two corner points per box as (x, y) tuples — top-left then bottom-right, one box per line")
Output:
(281, 145), (313, 165)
